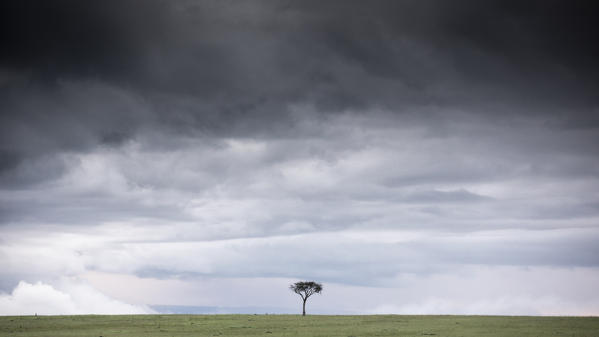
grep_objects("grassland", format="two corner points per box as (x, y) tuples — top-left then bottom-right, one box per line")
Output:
(1, 314), (598, 337)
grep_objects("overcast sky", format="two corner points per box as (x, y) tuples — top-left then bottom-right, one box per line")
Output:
(1, 0), (599, 315)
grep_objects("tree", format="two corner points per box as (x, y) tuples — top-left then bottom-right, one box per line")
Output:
(289, 281), (323, 316)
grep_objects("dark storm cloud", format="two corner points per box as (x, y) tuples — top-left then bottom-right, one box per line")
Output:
(0, 0), (597, 264)
(0, 0), (168, 81)
(2, 0), (598, 166)
(4, 1), (598, 89)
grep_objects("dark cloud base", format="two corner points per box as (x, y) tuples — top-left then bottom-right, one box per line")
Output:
(2, 1), (598, 178)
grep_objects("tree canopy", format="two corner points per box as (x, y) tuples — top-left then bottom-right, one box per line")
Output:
(290, 281), (323, 316)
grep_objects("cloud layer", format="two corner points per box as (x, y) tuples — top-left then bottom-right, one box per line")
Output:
(1, 1), (598, 315)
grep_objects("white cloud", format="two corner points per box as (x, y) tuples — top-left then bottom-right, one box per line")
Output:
(0, 280), (154, 315)
(1, 110), (599, 315)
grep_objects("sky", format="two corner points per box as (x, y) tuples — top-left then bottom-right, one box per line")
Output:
(1, 0), (599, 316)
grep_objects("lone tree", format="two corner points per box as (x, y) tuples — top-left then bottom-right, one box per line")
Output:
(289, 281), (323, 316)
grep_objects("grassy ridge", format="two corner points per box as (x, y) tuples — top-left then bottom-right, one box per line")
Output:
(1, 314), (598, 337)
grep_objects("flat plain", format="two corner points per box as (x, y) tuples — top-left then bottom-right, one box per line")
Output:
(1, 314), (598, 337)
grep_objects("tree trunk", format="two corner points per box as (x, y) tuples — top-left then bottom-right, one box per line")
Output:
(302, 298), (307, 316)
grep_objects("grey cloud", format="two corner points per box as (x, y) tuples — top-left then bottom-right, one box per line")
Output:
(71, 228), (599, 286)
(1, 1), (599, 314)
(0, 0), (168, 82)
(2, 113), (599, 235)
(396, 189), (491, 203)
(2, 1), (598, 174)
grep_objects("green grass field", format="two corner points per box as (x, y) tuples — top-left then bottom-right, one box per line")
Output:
(1, 314), (598, 337)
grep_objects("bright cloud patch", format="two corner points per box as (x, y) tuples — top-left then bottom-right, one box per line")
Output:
(0, 281), (153, 315)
